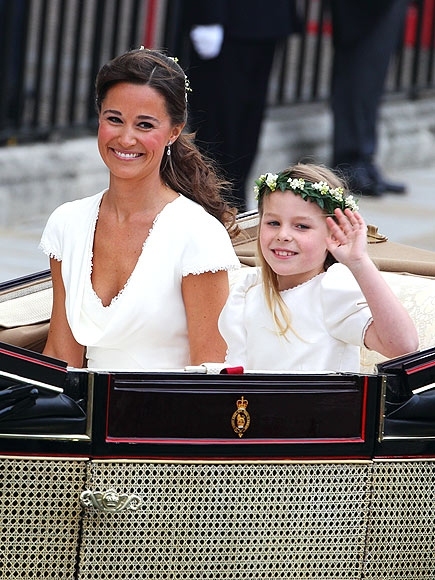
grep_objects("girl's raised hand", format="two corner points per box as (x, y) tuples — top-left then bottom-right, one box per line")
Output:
(325, 208), (368, 267)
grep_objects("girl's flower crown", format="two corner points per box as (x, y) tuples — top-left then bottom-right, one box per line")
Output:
(254, 171), (359, 214)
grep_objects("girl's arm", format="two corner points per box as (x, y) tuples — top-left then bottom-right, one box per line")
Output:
(182, 270), (229, 365)
(43, 258), (85, 367)
(326, 209), (419, 358)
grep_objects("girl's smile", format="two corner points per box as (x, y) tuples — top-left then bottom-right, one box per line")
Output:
(272, 249), (298, 258)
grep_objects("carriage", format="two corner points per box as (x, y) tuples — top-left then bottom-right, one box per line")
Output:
(1, 213), (435, 580)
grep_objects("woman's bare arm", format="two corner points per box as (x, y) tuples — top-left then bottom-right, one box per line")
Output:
(43, 258), (85, 367)
(182, 270), (230, 365)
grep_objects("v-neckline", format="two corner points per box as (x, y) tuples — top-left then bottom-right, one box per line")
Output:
(89, 194), (180, 308)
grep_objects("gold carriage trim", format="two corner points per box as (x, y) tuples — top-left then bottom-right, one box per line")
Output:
(231, 396), (250, 438)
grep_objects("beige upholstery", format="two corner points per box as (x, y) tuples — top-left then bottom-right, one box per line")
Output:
(360, 272), (435, 373)
(0, 280), (52, 353)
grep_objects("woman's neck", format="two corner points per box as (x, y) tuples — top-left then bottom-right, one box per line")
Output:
(104, 176), (178, 220)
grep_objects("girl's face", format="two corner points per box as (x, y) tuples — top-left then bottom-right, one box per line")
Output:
(259, 191), (330, 290)
(97, 82), (183, 182)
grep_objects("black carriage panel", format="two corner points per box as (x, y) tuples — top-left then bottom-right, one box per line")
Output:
(91, 371), (382, 459)
(376, 346), (435, 456)
(379, 345), (435, 393)
(0, 341), (92, 455)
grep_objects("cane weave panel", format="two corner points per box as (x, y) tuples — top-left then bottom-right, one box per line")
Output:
(78, 462), (370, 579)
(0, 457), (87, 579)
(363, 460), (435, 580)
(3, 458), (435, 579)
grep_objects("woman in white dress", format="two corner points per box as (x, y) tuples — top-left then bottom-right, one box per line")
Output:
(40, 48), (240, 370)
(219, 163), (418, 372)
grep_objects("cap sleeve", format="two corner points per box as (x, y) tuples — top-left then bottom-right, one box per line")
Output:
(39, 191), (104, 264)
(39, 202), (72, 261)
(219, 268), (261, 367)
(180, 205), (240, 276)
(321, 263), (373, 346)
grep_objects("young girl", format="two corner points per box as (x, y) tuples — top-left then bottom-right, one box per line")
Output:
(218, 163), (418, 372)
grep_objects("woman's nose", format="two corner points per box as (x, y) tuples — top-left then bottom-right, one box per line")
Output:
(118, 126), (137, 147)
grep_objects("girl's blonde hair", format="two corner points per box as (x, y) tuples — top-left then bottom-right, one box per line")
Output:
(256, 163), (347, 336)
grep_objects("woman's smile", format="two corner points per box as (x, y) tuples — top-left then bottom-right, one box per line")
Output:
(110, 148), (143, 160)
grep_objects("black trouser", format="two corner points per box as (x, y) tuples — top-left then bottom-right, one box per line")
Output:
(188, 37), (277, 211)
(330, 0), (409, 168)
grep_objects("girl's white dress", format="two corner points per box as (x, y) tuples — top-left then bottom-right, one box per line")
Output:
(40, 192), (240, 370)
(219, 263), (373, 372)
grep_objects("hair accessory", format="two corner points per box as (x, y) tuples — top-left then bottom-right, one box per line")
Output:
(138, 47), (192, 100)
(254, 171), (359, 213)
(168, 55), (192, 100)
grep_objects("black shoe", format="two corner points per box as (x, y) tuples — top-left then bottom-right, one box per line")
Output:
(335, 162), (383, 197)
(378, 179), (407, 194)
(366, 163), (407, 195)
(354, 182), (383, 197)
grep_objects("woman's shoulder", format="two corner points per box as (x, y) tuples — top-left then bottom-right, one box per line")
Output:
(172, 194), (231, 234)
(40, 191), (105, 259)
(48, 191), (105, 222)
(160, 195), (239, 274)
(175, 194), (214, 215)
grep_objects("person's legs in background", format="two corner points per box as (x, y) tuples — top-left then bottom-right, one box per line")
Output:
(331, 0), (409, 197)
(187, 37), (277, 212)
(217, 38), (276, 210)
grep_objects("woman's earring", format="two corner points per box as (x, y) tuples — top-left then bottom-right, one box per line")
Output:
(167, 142), (172, 156)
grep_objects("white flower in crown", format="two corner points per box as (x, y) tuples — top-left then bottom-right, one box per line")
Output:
(287, 178), (306, 190)
(265, 173), (279, 191)
(331, 187), (345, 201)
(311, 181), (331, 195)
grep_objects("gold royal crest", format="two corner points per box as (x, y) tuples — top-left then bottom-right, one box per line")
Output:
(231, 396), (250, 438)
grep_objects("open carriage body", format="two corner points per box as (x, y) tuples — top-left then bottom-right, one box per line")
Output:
(1, 214), (435, 579)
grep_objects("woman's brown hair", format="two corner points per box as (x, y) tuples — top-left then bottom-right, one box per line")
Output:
(95, 48), (238, 237)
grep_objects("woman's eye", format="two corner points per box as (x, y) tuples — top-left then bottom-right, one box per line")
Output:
(107, 115), (122, 123)
(138, 121), (154, 129)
